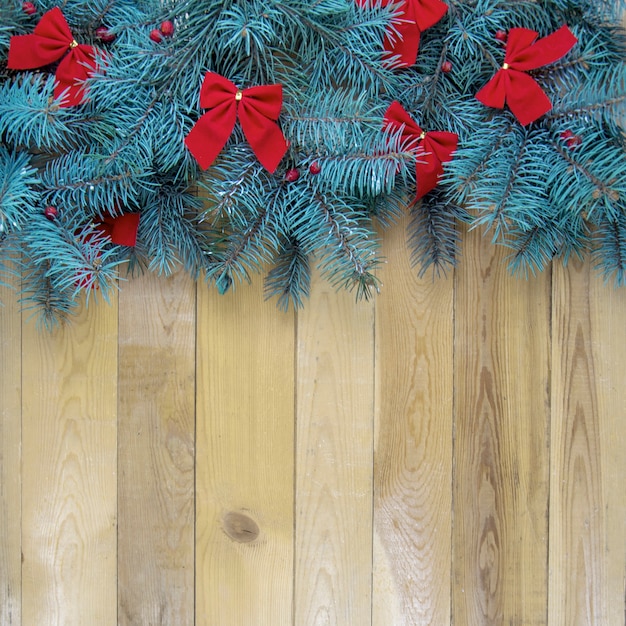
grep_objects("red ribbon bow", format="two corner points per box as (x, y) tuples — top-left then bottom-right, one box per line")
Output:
(476, 25), (577, 126)
(97, 213), (140, 247)
(185, 72), (288, 173)
(7, 7), (98, 107)
(356, 0), (448, 67)
(384, 101), (458, 199)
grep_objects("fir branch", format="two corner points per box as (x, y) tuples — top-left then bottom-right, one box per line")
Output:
(311, 190), (381, 299)
(19, 259), (78, 330)
(264, 235), (311, 310)
(0, 148), (40, 235)
(593, 213), (626, 285)
(408, 191), (466, 277)
(3, 0), (626, 316)
(40, 150), (154, 214)
(205, 185), (281, 291)
(504, 223), (560, 277)
(549, 126), (626, 223)
(444, 118), (514, 205)
(271, 0), (399, 93)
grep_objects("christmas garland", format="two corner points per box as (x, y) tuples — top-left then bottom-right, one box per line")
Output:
(1, 0), (625, 325)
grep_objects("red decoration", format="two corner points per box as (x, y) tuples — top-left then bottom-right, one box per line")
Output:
(356, 0), (448, 67)
(285, 168), (300, 182)
(495, 29), (508, 43)
(309, 161), (321, 175)
(95, 26), (116, 44)
(476, 25), (578, 126)
(22, 2), (36, 15)
(160, 20), (175, 37)
(149, 28), (163, 43)
(384, 101), (458, 199)
(96, 213), (140, 247)
(561, 129), (582, 148)
(44, 205), (58, 221)
(185, 72), (288, 173)
(7, 7), (99, 107)
(441, 60), (452, 73)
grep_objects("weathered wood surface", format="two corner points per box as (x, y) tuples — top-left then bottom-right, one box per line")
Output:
(295, 272), (375, 626)
(196, 277), (295, 626)
(1, 234), (625, 625)
(117, 270), (196, 625)
(454, 225), (551, 626)
(373, 214), (453, 626)
(20, 293), (118, 626)
(549, 260), (626, 625)
(0, 277), (21, 626)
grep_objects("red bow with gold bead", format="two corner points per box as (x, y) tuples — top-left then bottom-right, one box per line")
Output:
(356, 0), (448, 67)
(384, 101), (458, 199)
(475, 25), (577, 125)
(7, 7), (99, 107)
(384, 100), (459, 200)
(185, 72), (289, 173)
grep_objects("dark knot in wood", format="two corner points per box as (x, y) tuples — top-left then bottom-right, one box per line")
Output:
(222, 511), (260, 543)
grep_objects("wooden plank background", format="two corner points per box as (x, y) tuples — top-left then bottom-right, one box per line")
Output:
(1, 224), (625, 626)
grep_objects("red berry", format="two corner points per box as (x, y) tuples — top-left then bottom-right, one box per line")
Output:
(441, 60), (452, 73)
(495, 30), (508, 43)
(44, 206), (58, 221)
(560, 130), (582, 148)
(285, 168), (300, 182)
(95, 26), (116, 43)
(149, 28), (163, 43)
(309, 161), (321, 175)
(22, 2), (36, 15)
(567, 135), (582, 148)
(160, 20), (175, 37)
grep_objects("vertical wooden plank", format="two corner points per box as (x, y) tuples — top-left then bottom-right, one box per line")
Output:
(21, 295), (118, 625)
(0, 276), (22, 626)
(294, 272), (375, 626)
(196, 278), (295, 625)
(592, 271), (626, 626)
(372, 215), (454, 625)
(549, 259), (626, 625)
(453, 225), (551, 625)
(117, 271), (196, 625)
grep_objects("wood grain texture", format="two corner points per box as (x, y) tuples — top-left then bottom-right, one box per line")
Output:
(373, 214), (454, 626)
(295, 272), (375, 626)
(592, 272), (626, 626)
(549, 259), (626, 625)
(4, 233), (626, 626)
(118, 270), (196, 625)
(0, 277), (22, 626)
(453, 224), (551, 625)
(21, 295), (118, 626)
(195, 278), (295, 626)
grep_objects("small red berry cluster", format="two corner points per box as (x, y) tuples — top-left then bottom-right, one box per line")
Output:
(560, 129), (582, 148)
(284, 162), (321, 182)
(150, 20), (175, 43)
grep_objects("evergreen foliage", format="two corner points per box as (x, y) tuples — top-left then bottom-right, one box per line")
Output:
(1, 0), (625, 325)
